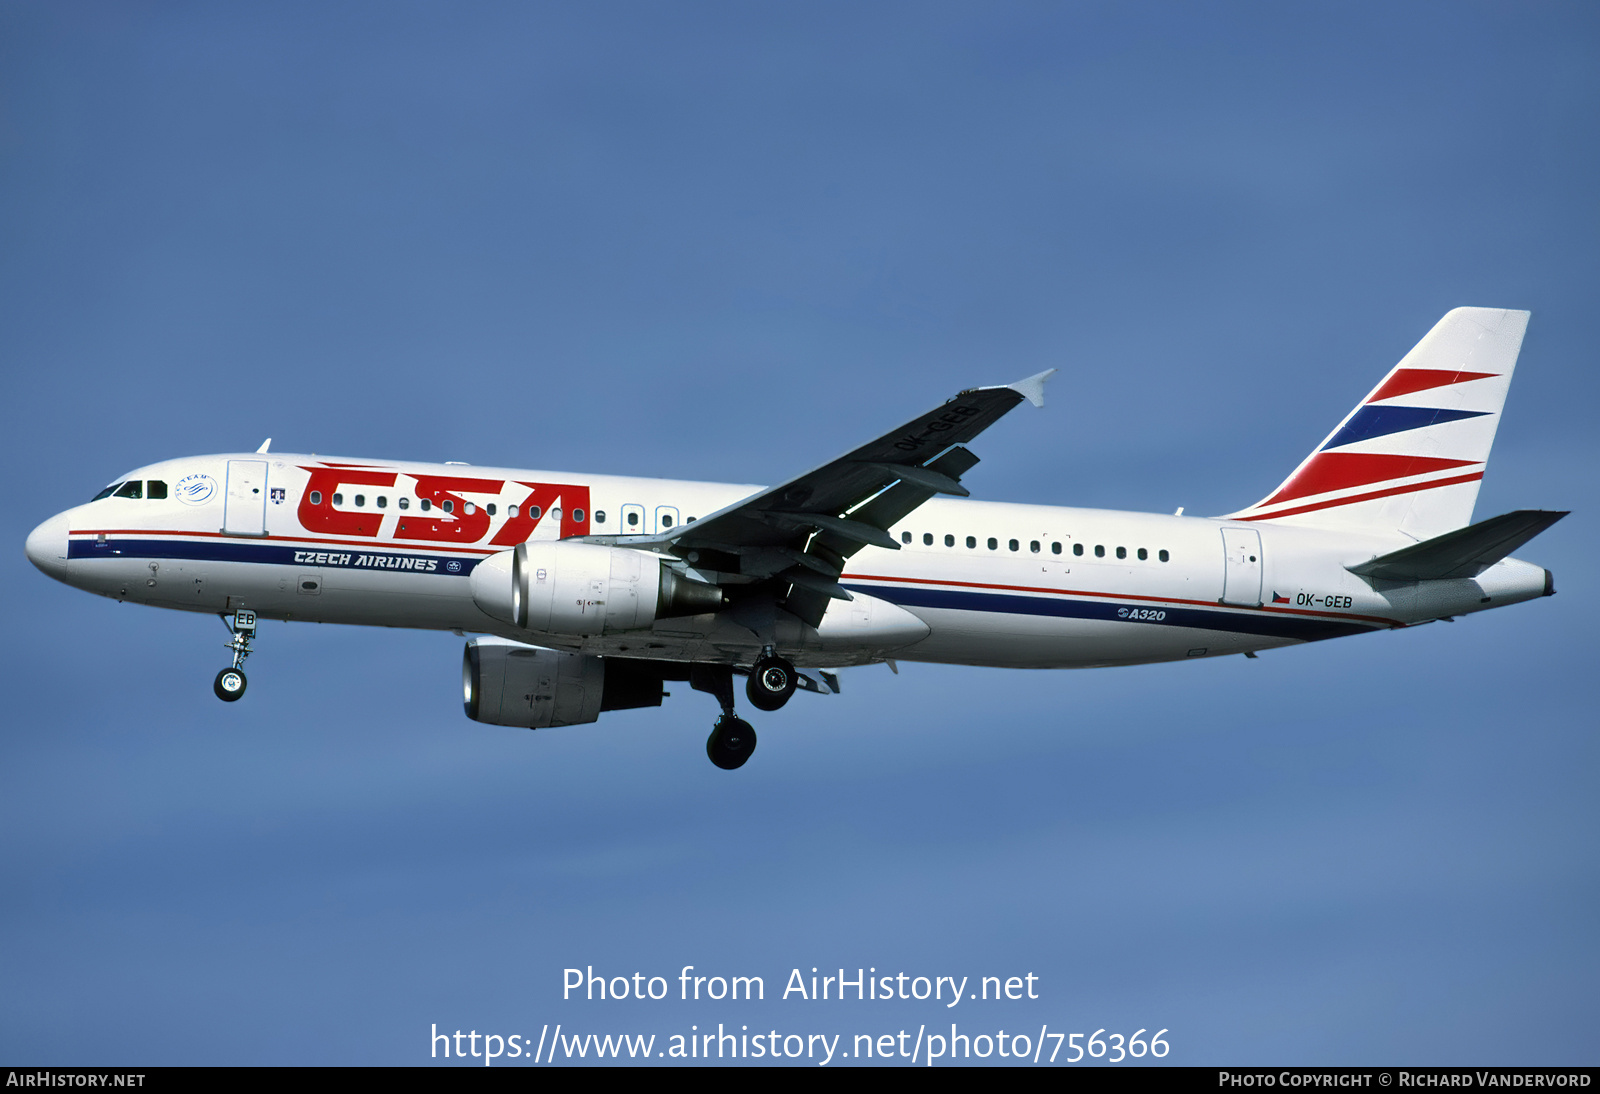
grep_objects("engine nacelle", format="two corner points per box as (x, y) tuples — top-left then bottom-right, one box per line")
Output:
(469, 541), (723, 636)
(462, 638), (669, 728)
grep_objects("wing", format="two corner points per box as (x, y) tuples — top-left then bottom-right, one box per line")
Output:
(586, 369), (1055, 627)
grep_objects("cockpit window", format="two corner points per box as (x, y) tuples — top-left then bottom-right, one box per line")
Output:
(113, 481), (143, 500)
(146, 480), (168, 500)
(92, 482), (123, 501)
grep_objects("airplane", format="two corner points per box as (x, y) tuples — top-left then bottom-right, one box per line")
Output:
(25, 307), (1565, 770)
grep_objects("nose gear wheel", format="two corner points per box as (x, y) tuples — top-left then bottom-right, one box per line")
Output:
(214, 668), (247, 701)
(214, 610), (257, 703)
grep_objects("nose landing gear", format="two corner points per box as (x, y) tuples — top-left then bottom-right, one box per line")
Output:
(214, 610), (256, 702)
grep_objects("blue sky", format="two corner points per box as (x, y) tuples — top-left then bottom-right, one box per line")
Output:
(2, 1), (1596, 1065)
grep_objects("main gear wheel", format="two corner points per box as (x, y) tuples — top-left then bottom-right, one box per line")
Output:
(706, 714), (757, 770)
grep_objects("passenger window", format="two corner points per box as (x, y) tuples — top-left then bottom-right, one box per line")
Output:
(627, 511), (639, 527)
(987, 537), (998, 550)
(923, 533), (933, 546)
(944, 534), (954, 547)
(1094, 545), (1105, 558)
(1052, 542), (1062, 555)
(506, 504), (516, 517)
(398, 497), (409, 510)
(146, 480), (168, 500)
(377, 496), (387, 509)
(687, 516), (696, 523)
(354, 495), (365, 507)
(594, 510), (605, 524)
(114, 481), (143, 499)
(464, 502), (476, 515)
(1116, 546), (1126, 559)
(332, 492), (344, 506)
(1138, 547), (1148, 560)
(1030, 540), (1040, 553)
(309, 490), (322, 506)
(419, 498), (430, 511)
(486, 503), (496, 516)
(966, 536), (976, 549)
(1073, 543), (1084, 556)
(902, 531), (912, 544)
(1159, 549), (1170, 562)
(1009, 539), (1019, 552)
(92, 482), (123, 501)
(442, 500), (454, 514)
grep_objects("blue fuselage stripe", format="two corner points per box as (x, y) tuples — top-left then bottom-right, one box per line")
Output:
(843, 582), (1376, 642)
(68, 537), (482, 575)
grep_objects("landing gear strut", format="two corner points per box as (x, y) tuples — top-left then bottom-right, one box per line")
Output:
(691, 664), (757, 770)
(214, 609), (256, 702)
(745, 648), (797, 712)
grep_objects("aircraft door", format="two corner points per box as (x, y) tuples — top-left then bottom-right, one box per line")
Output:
(223, 460), (269, 536)
(654, 506), (680, 534)
(620, 504), (645, 536)
(1220, 527), (1263, 607)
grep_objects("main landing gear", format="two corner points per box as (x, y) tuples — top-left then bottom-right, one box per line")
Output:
(745, 650), (798, 712)
(707, 713), (757, 770)
(214, 609), (256, 702)
(691, 663), (758, 770)
(689, 649), (800, 770)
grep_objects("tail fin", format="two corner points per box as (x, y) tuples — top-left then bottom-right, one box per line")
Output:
(1227, 307), (1530, 540)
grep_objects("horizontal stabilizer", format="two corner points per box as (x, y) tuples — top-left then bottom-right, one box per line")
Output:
(1348, 510), (1567, 581)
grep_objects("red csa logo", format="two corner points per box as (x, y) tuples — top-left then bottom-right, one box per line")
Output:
(296, 465), (591, 545)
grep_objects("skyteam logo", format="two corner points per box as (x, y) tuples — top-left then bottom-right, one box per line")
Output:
(174, 473), (218, 506)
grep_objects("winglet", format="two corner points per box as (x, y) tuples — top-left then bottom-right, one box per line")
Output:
(256, 438), (272, 454)
(1008, 368), (1056, 408)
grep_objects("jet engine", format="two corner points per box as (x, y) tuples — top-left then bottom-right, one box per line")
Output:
(462, 638), (672, 728)
(469, 542), (723, 637)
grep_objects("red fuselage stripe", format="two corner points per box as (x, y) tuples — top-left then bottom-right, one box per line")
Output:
(67, 528), (499, 556)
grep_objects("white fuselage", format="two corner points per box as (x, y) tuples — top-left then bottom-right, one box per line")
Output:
(26, 452), (1553, 670)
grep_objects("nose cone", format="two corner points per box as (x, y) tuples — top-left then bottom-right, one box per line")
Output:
(25, 511), (70, 582)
